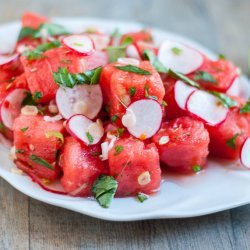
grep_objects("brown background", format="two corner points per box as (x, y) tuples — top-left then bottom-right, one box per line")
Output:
(0, 0), (250, 249)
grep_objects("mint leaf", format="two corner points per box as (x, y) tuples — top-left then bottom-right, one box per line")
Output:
(91, 175), (118, 208)
(240, 100), (250, 114)
(192, 165), (201, 173)
(171, 47), (182, 55)
(114, 145), (124, 156)
(137, 192), (149, 203)
(226, 133), (240, 149)
(86, 131), (94, 144)
(194, 71), (217, 84)
(115, 65), (151, 75)
(29, 155), (54, 170)
(210, 91), (238, 108)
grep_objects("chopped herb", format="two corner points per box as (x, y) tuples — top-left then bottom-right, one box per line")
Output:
(53, 67), (102, 88)
(114, 145), (124, 156)
(194, 71), (217, 84)
(168, 69), (200, 88)
(111, 115), (119, 123)
(210, 91), (238, 108)
(86, 131), (94, 144)
(115, 65), (151, 75)
(18, 23), (69, 41)
(91, 175), (118, 208)
(226, 133), (240, 149)
(29, 155), (54, 170)
(45, 131), (64, 143)
(15, 149), (25, 154)
(104, 105), (110, 113)
(171, 47), (182, 55)
(33, 92), (43, 100)
(21, 92), (36, 106)
(22, 40), (61, 60)
(142, 49), (168, 73)
(105, 37), (133, 62)
(162, 100), (167, 107)
(240, 100), (250, 114)
(0, 122), (6, 132)
(129, 87), (136, 97)
(137, 192), (149, 203)
(192, 165), (201, 173)
(218, 54), (226, 60)
(145, 85), (158, 100)
(117, 128), (125, 137)
(21, 127), (29, 132)
(90, 151), (102, 157)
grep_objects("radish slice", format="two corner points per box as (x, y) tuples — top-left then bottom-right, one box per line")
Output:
(226, 77), (240, 97)
(174, 80), (196, 109)
(187, 90), (228, 126)
(227, 76), (250, 100)
(122, 99), (162, 139)
(0, 53), (18, 66)
(240, 138), (250, 169)
(117, 57), (140, 66)
(56, 85), (103, 120)
(63, 35), (95, 55)
(126, 44), (141, 59)
(158, 40), (204, 74)
(66, 115), (104, 145)
(0, 88), (27, 130)
(88, 34), (110, 50)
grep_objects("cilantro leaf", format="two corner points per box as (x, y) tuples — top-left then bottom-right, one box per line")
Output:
(29, 155), (54, 170)
(210, 91), (238, 108)
(53, 67), (102, 88)
(142, 49), (168, 73)
(226, 133), (240, 149)
(91, 175), (118, 208)
(115, 65), (151, 75)
(168, 69), (200, 88)
(194, 71), (217, 84)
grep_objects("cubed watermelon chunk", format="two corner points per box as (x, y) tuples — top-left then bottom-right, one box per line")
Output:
(153, 116), (210, 173)
(21, 12), (48, 29)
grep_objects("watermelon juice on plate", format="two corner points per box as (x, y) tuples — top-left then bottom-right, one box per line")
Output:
(0, 12), (250, 219)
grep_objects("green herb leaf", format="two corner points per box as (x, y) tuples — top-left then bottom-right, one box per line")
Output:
(240, 100), (250, 114)
(86, 131), (94, 144)
(171, 47), (182, 55)
(129, 87), (136, 97)
(21, 92), (36, 106)
(18, 27), (38, 40)
(15, 149), (25, 154)
(91, 175), (118, 208)
(226, 133), (240, 149)
(120, 36), (133, 46)
(111, 115), (119, 123)
(168, 69), (200, 88)
(194, 71), (217, 84)
(115, 65), (151, 75)
(117, 128), (125, 137)
(142, 49), (168, 73)
(114, 145), (124, 156)
(45, 131), (64, 143)
(21, 127), (29, 132)
(29, 155), (54, 170)
(210, 91), (238, 108)
(53, 67), (102, 88)
(162, 100), (167, 107)
(137, 192), (149, 203)
(218, 54), (226, 60)
(110, 28), (120, 38)
(0, 122), (6, 133)
(145, 85), (158, 100)
(33, 92), (43, 100)
(22, 40), (61, 60)
(192, 165), (201, 173)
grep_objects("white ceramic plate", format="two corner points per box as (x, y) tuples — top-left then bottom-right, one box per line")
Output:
(1, 17), (250, 221)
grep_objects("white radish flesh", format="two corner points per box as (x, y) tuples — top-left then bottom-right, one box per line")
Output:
(123, 99), (162, 139)
(158, 40), (204, 74)
(56, 84), (103, 120)
(174, 80), (196, 109)
(117, 57), (140, 66)
(66, 115), (103, 145)
(0, 88), (27, 130)
(0, 54), (18, 66)
(240, 138), (250, 169)
(126, 44), (141, 59)
(227, 76), (250, 100)
(88, 34), (110, 50)
(63, 35), (95, 55)
(187, 90), (228, 126)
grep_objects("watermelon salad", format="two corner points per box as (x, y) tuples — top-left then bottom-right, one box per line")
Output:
(1, 12), (250, 208)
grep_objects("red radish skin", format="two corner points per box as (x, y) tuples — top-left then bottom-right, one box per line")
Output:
(108, 137), (161, 196)
(153, 117), (210, 174)
(60, 137), (106, 196)
(63, 35), (95, 55)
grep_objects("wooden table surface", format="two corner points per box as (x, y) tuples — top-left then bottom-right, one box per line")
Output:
(1, 0), (250, 249)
